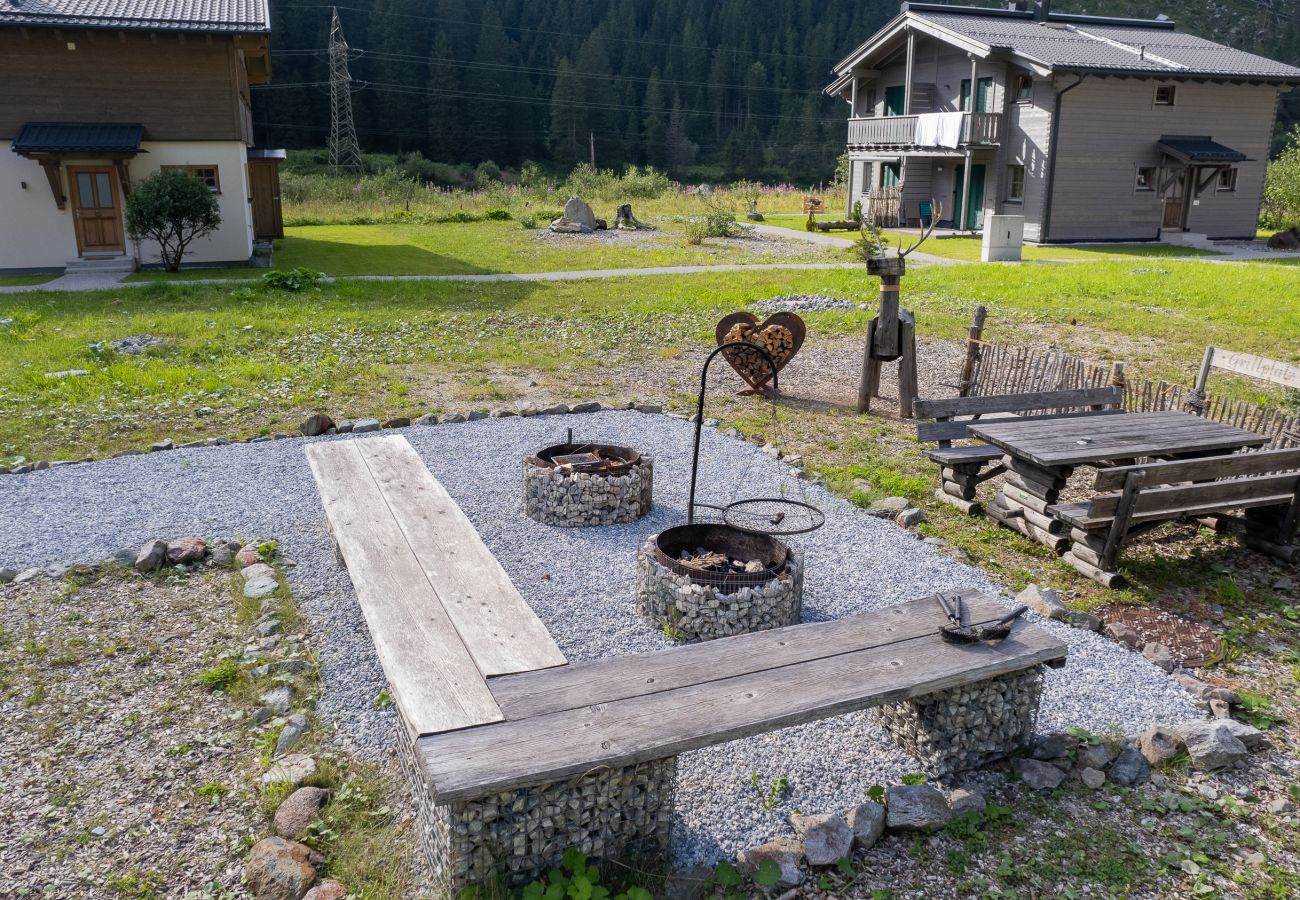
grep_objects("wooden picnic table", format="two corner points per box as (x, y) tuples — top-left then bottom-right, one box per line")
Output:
(967, 410), (1268, 552)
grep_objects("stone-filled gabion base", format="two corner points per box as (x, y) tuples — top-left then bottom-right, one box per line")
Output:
(399, 716), (674, 892)
(875, 667), (1044, 777)
(523, 455), (653, 527)
(634, 535), (803, 643)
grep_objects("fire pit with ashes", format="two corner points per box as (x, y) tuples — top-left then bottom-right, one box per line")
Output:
(524, 436), (653, 527)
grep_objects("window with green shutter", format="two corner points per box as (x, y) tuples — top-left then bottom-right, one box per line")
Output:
(884, 85), (906, 117)
(881, 162), (901, 187)
(960, 77), (994, 113)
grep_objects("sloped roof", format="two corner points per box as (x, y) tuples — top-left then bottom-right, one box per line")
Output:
(830, 4), (1300, 85)
(1157, 136), (1249, 163)
(12, 122), (144, 154)
(0, 1), (269, 34)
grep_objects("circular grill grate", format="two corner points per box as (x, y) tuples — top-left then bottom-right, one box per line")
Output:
(1097, 604), (1225, 668)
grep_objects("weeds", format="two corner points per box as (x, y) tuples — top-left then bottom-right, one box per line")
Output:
(197, 658), (242, 692)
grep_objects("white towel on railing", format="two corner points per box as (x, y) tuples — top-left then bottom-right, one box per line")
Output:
(934, 112), (965, 148)
(913, 114), (940, 147)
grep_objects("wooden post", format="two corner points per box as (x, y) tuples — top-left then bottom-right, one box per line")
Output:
(858, 318), (880, 413)
(958, 304), (987, 396)
(1186, 346), (1215, 414)
(1100, 470), (1146, 571)
(899, 312), (919, 419)
(904, 30), (915, 116)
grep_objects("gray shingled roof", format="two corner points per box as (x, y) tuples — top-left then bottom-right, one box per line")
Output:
(0, 1), (269, 33)
(12, 122), (144, 154)
(913, 8), (1300, 79)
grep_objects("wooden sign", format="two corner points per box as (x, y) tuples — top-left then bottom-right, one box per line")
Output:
(1207, 349), (1300, 390)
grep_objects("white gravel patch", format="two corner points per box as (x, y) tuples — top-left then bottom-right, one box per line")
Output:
(0, 410), (1199, 865)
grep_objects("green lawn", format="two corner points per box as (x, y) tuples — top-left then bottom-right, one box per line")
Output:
(125, 219), (842, 281)
(3, 258), (1296, 462)
(0, 274), (58, 287)
(760, 214), (1222, 260)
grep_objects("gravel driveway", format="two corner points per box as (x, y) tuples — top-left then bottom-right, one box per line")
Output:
(0, 410), (1199, 864)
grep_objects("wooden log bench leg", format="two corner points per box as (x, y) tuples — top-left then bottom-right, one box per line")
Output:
(875, 667), (1046, 777)
(399, 715), (675, 892)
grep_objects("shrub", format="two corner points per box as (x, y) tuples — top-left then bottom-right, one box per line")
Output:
(439, 210), (477, 223)
(124, 170), (222, 271)
(474, 160), (502, 186)
(702, 201), (740, 238)
(482, 208), (512, 221)
(197, 658), (241, 692)
(684, 219), (708, 245)
(262, 267), (325, 291)
(1262, 125), (1300, 229)
(519, 213), (538, 229)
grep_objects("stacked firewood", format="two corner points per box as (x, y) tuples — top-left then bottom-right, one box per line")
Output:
(721, 322), (793, 385)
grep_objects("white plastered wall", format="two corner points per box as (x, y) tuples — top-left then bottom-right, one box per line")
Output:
(0, 142), (79, 271)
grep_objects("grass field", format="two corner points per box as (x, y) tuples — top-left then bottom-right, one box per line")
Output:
(759, 214), (1223, 260)
(5, 259), (1297, 463)
(0, 274), (58, 287)
(126, 219), (841, 281)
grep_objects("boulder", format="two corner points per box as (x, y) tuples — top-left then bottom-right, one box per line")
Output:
(1218, 719), (1266, 751)
(846, 800), (885, 849)
(1077, 743), (1115, 770)
(1108, 747), (1152, 786)
(737, 838), (804, 888)
(1079, 767), (1106, 789)
(274, 786), (331, 839)
(1016, 584), (1067, 621)
(948, 787), (986, 815)
(1105, 621), (1144, 649)
(261, 754), (318, 789)
(791, 813), (853, 866)
(167, 537), (208, 564)
(302, 882), (347, 900)
(246, 836), (317, 900)
(571, 401), (601, 413)
(549, 196), (600, 234)
(1265, 227), (1300, 250)
(299, 414), (334, 437)
(885, 784), (952, 831)
(352, 419), (381, 434)
(1176, 721), (1249, 770)
(134, 540), (169, 572)
(1142, 642), (1177, 672)
(1031, 732), (1077, 760)
(1138, 726), (1184, 766)
(1014, 758), (1066, 790)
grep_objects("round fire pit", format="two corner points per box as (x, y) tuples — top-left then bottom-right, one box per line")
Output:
(635, 523), (803, 643)
(523, 442), (653, 527)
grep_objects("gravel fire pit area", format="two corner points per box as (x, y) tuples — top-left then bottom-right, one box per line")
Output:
(0, 410), (1201, 865)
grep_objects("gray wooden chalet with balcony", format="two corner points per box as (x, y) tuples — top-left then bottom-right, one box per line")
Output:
(825, 1), (1300, 242)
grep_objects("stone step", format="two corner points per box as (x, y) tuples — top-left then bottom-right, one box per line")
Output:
(64, 255), (137, 274)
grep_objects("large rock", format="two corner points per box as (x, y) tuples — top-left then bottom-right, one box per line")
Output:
(1077, 743), (1115, 770)
(1017, 584), (1067, 621)
(1031, 732), (1077, 760)
(261, 754), (318, 789)
(1138, 726), (1184, 766)
(167, 537), (208, 564)
(274, 786), (331, 839)
(791, 813), (853, 866)
(1265, 227), (1300, 250)
(299, 414), (335, 437)
(886, 784), (952, 831)
(737, 838), (804, 888)
(846, 800), (885, 849)
(1218, 719), (1266, 751)
(1176, 721), (1249, 770)
(948, 788), (986, 815)
(246, 836), (317, 900)
(1079, 767), (1106, 789)
(1014, 758), (1066, 790)
(134, 540), (168, 572)
(1108, 747), (1152, 786)
(550, 196), (600, 233)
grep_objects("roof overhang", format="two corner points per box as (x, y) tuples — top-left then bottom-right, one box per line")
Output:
(12, 122), (144, 157)
(1157, 136), (1249, 164)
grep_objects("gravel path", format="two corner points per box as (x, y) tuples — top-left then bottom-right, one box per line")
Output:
(0, 411), (1199, 865)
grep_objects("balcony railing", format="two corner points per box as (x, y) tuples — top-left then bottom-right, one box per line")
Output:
(847, 112), (1001, 150)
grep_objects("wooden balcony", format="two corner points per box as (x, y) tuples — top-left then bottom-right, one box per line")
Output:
(847, 112), (1001, 151)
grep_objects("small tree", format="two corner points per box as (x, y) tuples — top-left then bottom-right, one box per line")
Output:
(125, 170), (222, 272)
(1262, 125), (1300, 229)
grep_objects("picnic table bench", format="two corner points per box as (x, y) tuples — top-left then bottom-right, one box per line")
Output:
(1051, 447), (1300, 586)
(913, 386), (1123, 518)
(307, 435), (1067, 890)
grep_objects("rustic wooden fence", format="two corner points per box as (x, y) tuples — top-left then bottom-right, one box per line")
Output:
(958, 307), (1299, 450)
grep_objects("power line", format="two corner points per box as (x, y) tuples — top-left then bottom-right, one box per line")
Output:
(327, 7), (365, 174)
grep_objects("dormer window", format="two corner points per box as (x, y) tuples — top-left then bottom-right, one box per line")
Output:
(1154, 85), (1176, 106)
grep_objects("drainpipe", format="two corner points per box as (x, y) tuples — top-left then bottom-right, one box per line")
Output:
(1040, 72), (1086, 243)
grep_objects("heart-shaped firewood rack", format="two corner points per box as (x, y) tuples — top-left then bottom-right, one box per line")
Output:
(715, 311), (806, 393)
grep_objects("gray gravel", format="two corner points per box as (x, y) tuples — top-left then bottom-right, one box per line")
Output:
(751, 293), (867, 313)
(0, 410), (1199, 865)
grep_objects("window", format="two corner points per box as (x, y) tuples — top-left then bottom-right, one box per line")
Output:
(960, 77), (994, 113)
(162, 164), (221, 193)
(1217, 167), (1238, 192)
(1015, 74), (1034, 103)
(1154, 85), (1176, 106)
(880, 162), (901, 188)
(1005, 165), (1025, 202)
(1135, 167), (1156, 192)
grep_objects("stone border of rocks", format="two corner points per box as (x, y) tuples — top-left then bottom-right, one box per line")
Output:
(729, 712), (1271, 892)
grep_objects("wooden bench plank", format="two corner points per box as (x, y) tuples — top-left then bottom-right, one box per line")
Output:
(1074, 473), (1300, 520)
(914, 386), (1121, 420)
(489, 591), (1003, 720)
(924, 445), (1005, 465)
(1053, 488), (1300, 529)
(305, 440), (504, 737)
(1092, 447), (1300, 491)
(420, 621), (1066, 802)
(355, 436), (566, 678)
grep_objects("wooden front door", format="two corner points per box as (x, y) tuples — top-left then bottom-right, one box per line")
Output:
(68, 166), (125, 255)
(953, 164), (987, 230)
(248, 159), (284, 240)
(1161, 168), (1189, 231)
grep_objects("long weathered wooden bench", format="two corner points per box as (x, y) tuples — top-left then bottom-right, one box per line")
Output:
(1051, 447), (1300, 587)
(307, 435), (1068, 891)
(913, 386), (1124, 515)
